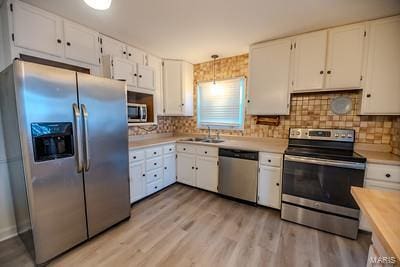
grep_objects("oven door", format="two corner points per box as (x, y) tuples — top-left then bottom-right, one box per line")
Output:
(282, 155), (365, 210)
(127, 104), (141, 122)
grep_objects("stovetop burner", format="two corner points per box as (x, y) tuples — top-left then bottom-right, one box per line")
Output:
(285, 146), (366, 163)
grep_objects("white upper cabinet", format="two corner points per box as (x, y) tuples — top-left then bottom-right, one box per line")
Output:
(100, 35), (126, 58)
(126, 45), (146, 65)
(137, 64), (155, 90)
(12, 0), (63, 57)
(361, 15), (400, 115)
(63, 20), (100, 65)
(147, 54), (164, 115)
(325, 23), (365, 89)
(163, 60), (193, 116)
(292, 30), (328, 92)
(248, 38), (292, 115)
(112, 57), (137, 87)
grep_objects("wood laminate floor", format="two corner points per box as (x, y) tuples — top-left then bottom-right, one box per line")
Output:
(0, 184), (371, 267)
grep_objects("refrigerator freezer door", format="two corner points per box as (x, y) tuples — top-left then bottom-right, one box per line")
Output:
(15, 61), (87, 264)
(77, 73), (130, 237)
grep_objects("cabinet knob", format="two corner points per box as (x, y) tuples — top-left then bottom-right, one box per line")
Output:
(192, 166), (194, 169)
(276, 183), (280, 186)
(139, 75), (142, 78)
(268, 159), (271, 163)
(205, 151), (208, 154)
(153, 152), (157, 155)
(154, 174), (157, 177)
(155, 186), (158, 189)
(386, 173), (391, 178)
(164, 167), (167, 170)
(366, 94), (371, 98)
(134, 73), (137, 77)
(128, 53), (132, 56)
(66, 42), (71, 46)
(319, 70), (324, 75)
(183, 148), (186, 151)
(327, 70), (332, 74)
(133, 156), (136, 159)
(154, 163), (157, 166)
(196, 167), (199, 170)
(181, 103), (185, 106)
(247, 100), (250, 103)
(57, 39), (62, 44)
(169, 148), (172, 151)
(123, 51), (126, 55)
(142, 174), (145, 177)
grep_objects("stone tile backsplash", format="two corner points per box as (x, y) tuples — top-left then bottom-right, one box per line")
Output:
(129, 54), (400, 155)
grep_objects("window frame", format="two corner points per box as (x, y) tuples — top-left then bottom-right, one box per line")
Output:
(196, 76), (246, 130)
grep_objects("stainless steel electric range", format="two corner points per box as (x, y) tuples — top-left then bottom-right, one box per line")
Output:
(281, 128), (366, 239)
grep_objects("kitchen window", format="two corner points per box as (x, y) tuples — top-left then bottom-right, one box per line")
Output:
(197, 77), (246, 130)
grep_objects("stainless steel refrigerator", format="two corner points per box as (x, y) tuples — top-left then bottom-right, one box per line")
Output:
(0, 60), (130, 265)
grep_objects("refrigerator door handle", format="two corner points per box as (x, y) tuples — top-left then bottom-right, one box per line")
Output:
(81, 104), (90, 171)
(73, 103), (83, 173)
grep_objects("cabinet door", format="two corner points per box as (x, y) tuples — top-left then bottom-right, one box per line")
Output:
(126, 46), (146, 65)
(325, 23), (366, 89)
(177, 153), (196, 186)
(163, 60), (183, 115)
(147, 55), (164, 115)
(12, 0), (63, 57)
(361, 15), (400, 115)
(138, 65), (155, 90)
(195, 156), (218, 192)
(129, 161), (146, 203)
(292, 30), (328, 92)
(101, 35), (126, 58)
(112, 57), (137, 87)
(63, 20), (100, 65)
(163, 153), (176, 187)
(248, 38), (292, 115)
(258, 166), (281, 209)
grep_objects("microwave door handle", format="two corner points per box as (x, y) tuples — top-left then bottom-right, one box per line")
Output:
(284, 155), (365, 170)
(81, 104), (90, 171)
(73, 104), (83, 173)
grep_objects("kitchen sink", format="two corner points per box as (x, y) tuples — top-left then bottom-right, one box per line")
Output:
(202, 139), (225, 143)
(182, 137), (225, 143)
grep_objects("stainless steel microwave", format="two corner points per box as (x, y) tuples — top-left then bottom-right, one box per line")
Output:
(128, 103), (147, 122)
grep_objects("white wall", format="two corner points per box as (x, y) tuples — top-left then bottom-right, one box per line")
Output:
(0, 2), (17, 241)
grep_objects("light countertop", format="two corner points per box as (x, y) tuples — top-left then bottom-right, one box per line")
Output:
(351, 187), (400, 260)
(129, 134), (400, 164)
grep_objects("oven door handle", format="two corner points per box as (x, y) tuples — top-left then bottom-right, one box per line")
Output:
(284, 155), (365, 170)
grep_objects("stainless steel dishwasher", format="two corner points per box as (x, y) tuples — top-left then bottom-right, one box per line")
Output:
(218, 148), (259, 202)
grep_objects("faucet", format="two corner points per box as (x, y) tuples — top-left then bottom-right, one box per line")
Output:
(216, 130), (220, 140)
(207, 126), (211, 139)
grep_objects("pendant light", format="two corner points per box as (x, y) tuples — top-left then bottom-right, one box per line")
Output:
(211, 55), (219, 84)
(83, 0), (112, 10)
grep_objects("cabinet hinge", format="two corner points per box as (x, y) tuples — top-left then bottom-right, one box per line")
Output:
(217, 161), (219, 166)
(163, 108), (166, 113)
(258, 167), (260, 173)
(11, 33), (14, 42)
(175, 154), (177, 159)
(111, 60), (114, 66)
(257, 196), (259, 201)
(294, 42), (296, 49)
(100, 47), (103, 53)
(100, 38), (103, 44)
(364, 31), (366, 37)
(291, 81), (294, 86)
(162, 61), (164, 67)
(360, 75), (363, 81)
(98, 57), (101, 64)
(9, 3), (13, 12)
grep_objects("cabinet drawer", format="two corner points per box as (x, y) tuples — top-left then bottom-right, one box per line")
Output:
(177, 144), (196, 154)
(129, 150), (145, 162)
(146, 179), (163, 195)
(196, 145), (218, 157)
(146, 146), (163, 158)
(146, 157), (163, 171)
(365, 163), (400, 183)
(146, 168), (163, 183)
(163, 144), (176, 154)
(260, 152), (282, 167)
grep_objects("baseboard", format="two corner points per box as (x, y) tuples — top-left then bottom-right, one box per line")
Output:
(0, 224), (17, 242)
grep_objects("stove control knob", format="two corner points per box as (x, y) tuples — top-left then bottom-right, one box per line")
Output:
(296, 131), (301, 135)
(347, 134), (353, 138)
(341, 134), (346, 138)
(334, 133), (339, 137)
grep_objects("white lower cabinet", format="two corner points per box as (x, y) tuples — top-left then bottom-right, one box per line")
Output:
(177, 144), (219, 192)
(129, 160), (146, 203)
(196, 156), (219, 192)
(163, 153), (177, 187)
(177, 153), (196, 186)
(257, 152), (283, 209)
(129, 143), (176, 203)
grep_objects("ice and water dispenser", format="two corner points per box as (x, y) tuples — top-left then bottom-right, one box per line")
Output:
(31, 122), (74, 162)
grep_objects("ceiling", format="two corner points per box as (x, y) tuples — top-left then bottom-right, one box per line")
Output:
(22, 0), (400, 63)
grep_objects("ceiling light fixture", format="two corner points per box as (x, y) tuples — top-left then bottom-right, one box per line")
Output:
(211, 54), (219, 84)
(83, 0), (112, 10)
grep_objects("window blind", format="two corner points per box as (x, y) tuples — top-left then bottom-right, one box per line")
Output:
(197, 77), (246, 129)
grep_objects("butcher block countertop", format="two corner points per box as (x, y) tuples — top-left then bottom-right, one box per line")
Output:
(351, 187), (400, 260)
